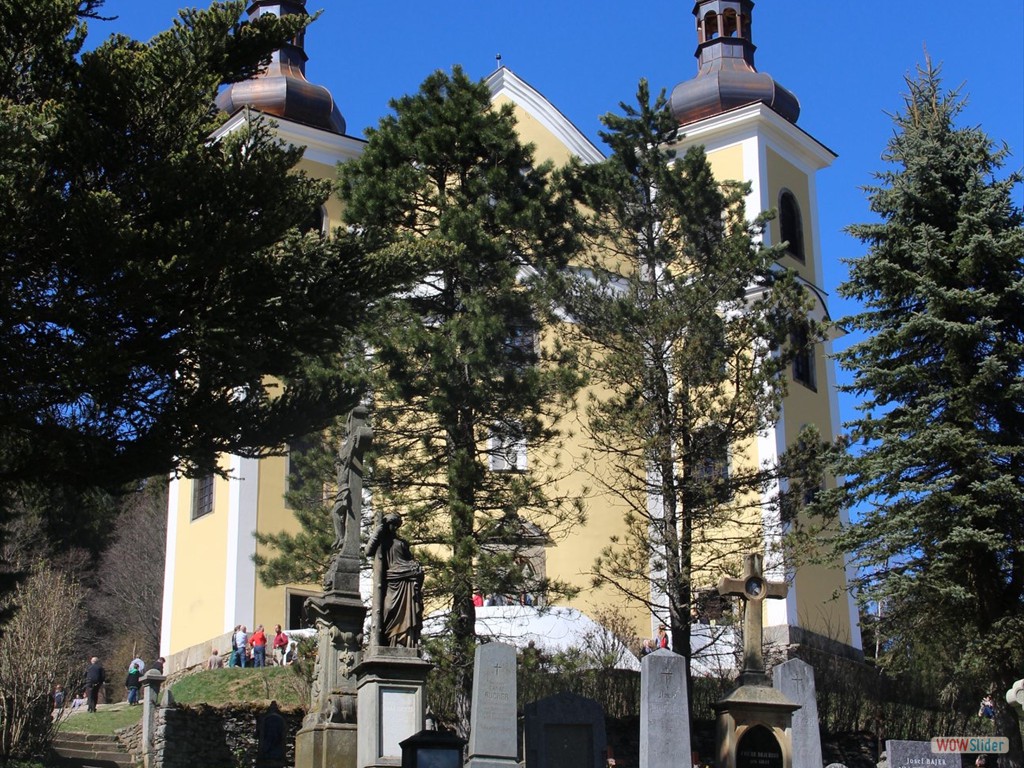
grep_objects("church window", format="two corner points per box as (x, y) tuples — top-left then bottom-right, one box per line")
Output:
(191, 474), (214, 521)
(723, 9), (739, 37)
(303, 204), (328, 235)
(689, 424), (732, 505)
(791, 323), (816, 390)
(489, 423), (527, 472)
(779, 190), (805, 262)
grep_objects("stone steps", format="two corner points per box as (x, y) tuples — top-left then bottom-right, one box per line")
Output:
(51, 731), (135, 768)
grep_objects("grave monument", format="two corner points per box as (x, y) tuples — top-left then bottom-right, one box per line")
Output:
(640, 648), (691, 768)
(355, 502), (430, 768)
(772, 658), (823, 768)
(524, 692), (607, 768)
(467, 642), (519, 768)
(714, 553), (800, 768)
(295, 406), (372, 768)
(885, 740), (958, 768)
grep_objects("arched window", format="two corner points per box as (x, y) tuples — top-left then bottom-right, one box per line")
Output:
(779, 190), (805, 262)
(303, 204), (328, 234)
(723, 9), (739, 37)
(704, 11), (719, 40)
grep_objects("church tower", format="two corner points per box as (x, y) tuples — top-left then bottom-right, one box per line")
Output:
(668, 0), (862, 657)
(159, 0), (365, 666)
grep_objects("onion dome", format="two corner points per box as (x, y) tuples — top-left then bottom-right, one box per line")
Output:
(670, 1), (799, 127)
(216, 1), (345, 135)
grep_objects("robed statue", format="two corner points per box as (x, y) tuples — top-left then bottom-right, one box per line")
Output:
(363, 513), (423, 648)
(331, 405), (372, 558)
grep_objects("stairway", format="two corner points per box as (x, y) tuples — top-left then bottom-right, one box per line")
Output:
(51, 731), (136, 768)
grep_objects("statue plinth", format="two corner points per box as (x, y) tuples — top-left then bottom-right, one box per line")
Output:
(354, 646), (432, 768)
(294, 584), (366, 768)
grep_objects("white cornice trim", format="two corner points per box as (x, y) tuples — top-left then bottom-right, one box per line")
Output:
(670, 102), (836, 174)
(485, 68), (605, 165)
(212, 109), (366, 166)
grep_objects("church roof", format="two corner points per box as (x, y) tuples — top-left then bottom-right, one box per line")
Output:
(670, 0), (800, 127)
(485, 67), (604, 165)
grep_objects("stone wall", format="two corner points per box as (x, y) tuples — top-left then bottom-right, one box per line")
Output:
(153, 702), (303, 768)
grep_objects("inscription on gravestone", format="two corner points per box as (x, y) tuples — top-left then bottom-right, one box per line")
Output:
(468, 642), (518, 767)
(886, 740), (959, 768)
(640, 649), (691, 768)
(381, 687), (418, 757)
(736, 725), (783, 768)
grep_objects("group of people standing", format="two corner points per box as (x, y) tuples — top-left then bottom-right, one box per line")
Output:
(213, 624), (290, 669)
(56, 654), (165, 715)
(639, 624), (671, 657)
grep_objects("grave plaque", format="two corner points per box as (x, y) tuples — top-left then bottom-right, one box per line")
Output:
(381, 687), (419, 758)
(524, 692), (606, 768)
(736, 725), (783, 768)
(640, 649), (691, 768)
(772, 658), (822, 768)
(468, 642), (518, 768)
(886, 740), (959, 768)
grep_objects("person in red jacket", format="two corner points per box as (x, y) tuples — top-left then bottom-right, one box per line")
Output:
(272, 624), (289, 666)
(250, 625), (268, 668)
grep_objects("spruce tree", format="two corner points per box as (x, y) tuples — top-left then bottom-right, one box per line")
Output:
(823, 61), (1024, 749)
(564, 82), (818, 689)
(337, 67), (584, 727)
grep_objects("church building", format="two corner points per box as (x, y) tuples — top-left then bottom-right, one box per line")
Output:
(160, 0), (862, 671)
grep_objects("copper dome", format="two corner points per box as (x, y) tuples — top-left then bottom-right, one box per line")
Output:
(670, 0), (799, 127)
(216, 1), (345, 135)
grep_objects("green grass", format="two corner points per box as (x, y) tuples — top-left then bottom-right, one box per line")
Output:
(169, 665), (306, 708)
(56, 705), (143, 734)
(56, 666), (305, 737)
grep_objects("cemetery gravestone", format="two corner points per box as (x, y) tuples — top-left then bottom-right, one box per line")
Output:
(886, 740), (958, 768)
(772, 658), (822, 768)
(736, 725), (783, 768)
(468, 642), (518, 768)
(524, 692), (606, 768)
(640, 649), (691, 768)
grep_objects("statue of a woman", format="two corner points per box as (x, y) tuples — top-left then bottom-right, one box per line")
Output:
(363, 513), (423, 648)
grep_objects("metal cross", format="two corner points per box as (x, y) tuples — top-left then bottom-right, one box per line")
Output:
(717, 552), (788, 684)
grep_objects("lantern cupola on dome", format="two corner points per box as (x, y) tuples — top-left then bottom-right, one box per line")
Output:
(669, 0), (799, 127)
(216, 0), (345, 135)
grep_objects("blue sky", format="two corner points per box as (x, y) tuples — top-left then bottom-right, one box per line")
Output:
(93, 0), (1023, 427)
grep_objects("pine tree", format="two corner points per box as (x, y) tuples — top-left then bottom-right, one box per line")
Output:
(0, 1), (394, 490)
(564, 82), (818, 690)
(822, 61), (1024, 751)
(337, 67), (585, 727)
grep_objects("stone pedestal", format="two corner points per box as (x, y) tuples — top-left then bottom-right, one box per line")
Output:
(354, 647), (432, 768)
(295, 580), (367, 768)
(714, 680), (799, 768)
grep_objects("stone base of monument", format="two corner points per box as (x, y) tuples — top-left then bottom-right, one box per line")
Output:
(714, 680), (799, 768)
(294, 586), (366, 768)
(355, 646), (432, 768)
(296, 722), (357, 768)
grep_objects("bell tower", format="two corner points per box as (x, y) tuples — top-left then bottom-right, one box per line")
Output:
(668, 0), (863, 658)
(215, 0), (346, 134)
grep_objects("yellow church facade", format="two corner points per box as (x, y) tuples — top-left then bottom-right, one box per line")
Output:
(160, 0), (861, 670)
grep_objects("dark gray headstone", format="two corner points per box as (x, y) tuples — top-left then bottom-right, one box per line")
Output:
(640, 649), (690, 768)
(524, 692), (606, 768)
(886, 740), (959, 768)
(773, 658), (822, 768)
(736, 725), (783, 768)
(468, 642), (518, 768)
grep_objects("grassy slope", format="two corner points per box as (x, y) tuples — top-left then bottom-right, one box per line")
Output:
(58, 666), (306, 736)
